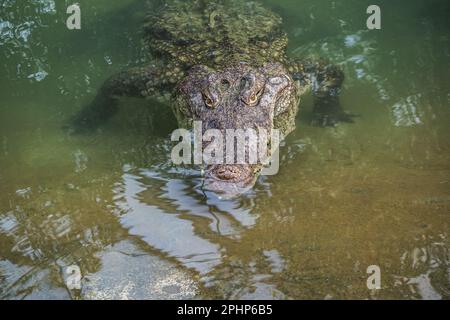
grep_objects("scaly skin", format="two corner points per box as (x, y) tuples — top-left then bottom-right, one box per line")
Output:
(72, 0), (354, 197)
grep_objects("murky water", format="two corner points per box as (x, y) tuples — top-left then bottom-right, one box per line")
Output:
(0, 0), (449, 299)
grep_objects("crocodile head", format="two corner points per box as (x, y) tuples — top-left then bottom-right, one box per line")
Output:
(174, 62), (297, 198)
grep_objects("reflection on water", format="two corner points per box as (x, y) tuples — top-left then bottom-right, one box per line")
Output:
(115, 167), (223, 275)
(0, 0), (449, 299)
(112, 163), (264, 276)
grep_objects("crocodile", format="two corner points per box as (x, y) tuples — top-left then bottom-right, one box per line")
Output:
(72, 0), (354, 196)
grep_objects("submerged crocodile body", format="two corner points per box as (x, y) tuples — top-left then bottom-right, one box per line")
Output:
(73, 0), (353, 196)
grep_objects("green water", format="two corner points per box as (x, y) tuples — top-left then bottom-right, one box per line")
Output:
(0, 0), (449, 299)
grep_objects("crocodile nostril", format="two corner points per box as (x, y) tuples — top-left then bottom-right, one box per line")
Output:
(217, 170), (233, 180)
(215, 166), (239, 180)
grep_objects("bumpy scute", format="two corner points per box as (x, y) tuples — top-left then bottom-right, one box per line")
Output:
(144, 0), (288, 68)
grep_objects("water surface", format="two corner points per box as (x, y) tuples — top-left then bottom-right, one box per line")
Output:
(0, 0), (449, 299)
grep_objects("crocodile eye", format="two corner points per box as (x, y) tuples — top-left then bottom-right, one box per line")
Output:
(246, 88), (263, 106)
(203, 93), (214, 108)
(249, 94), (258, 105)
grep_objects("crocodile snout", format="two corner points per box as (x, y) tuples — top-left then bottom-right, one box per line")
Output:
(214, 165), (245, 181)
(208, 164), (253, 181)
(203, 164), (257, 198)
